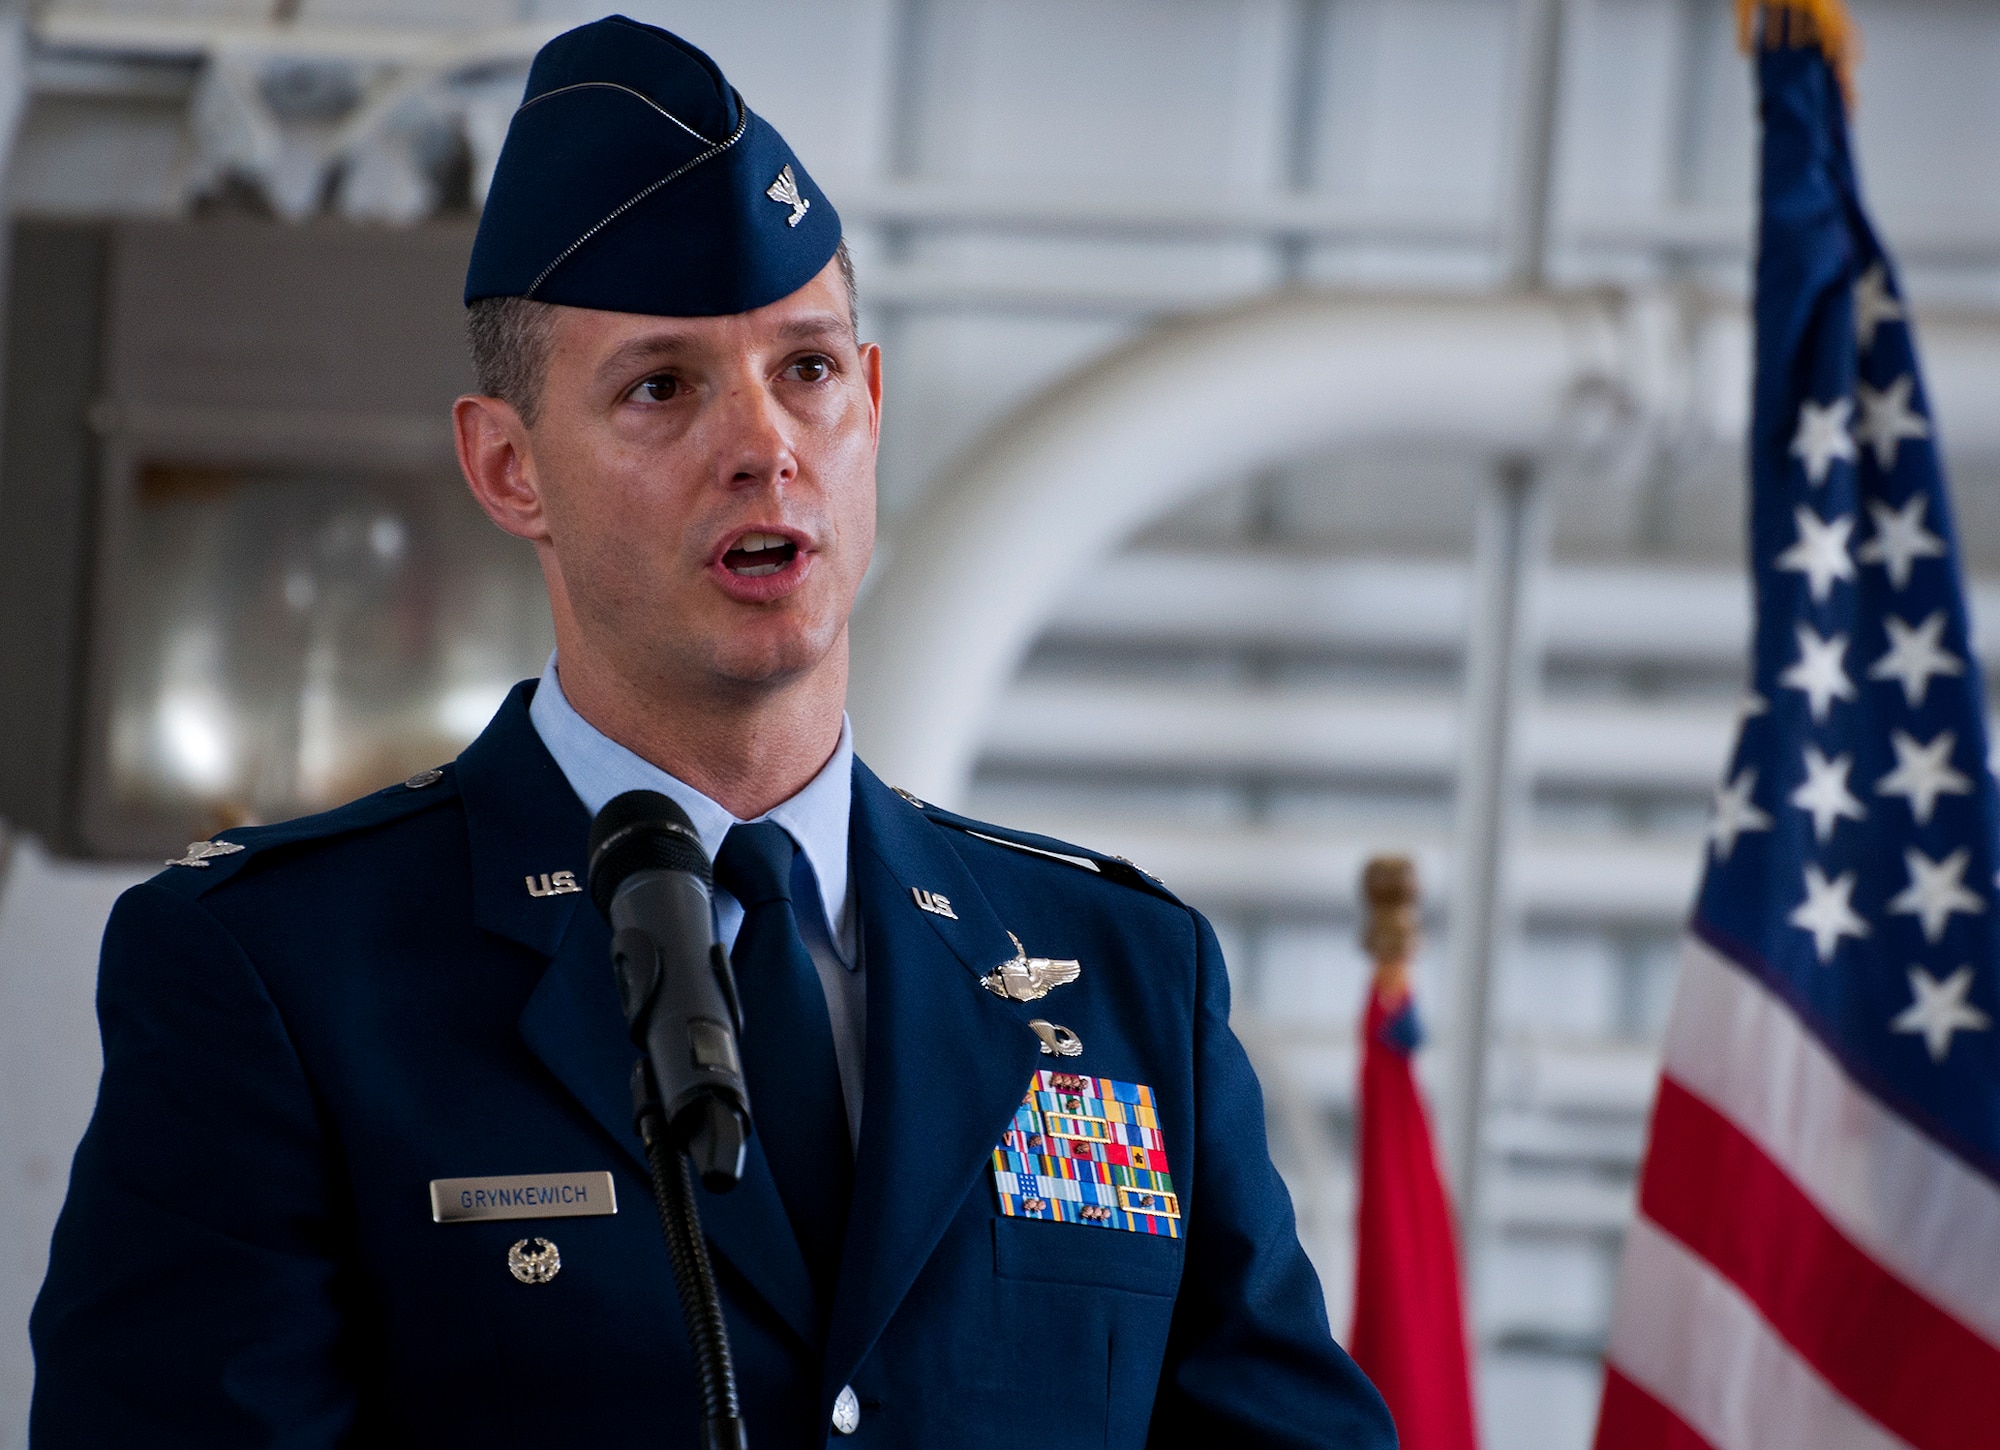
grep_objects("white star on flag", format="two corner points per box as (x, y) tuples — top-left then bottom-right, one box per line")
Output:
(1875, 729), (1972, 825)
(1854, 375), (1931, 471)
(1790, 397), (1857, 485)
(1789, 745), (1867, 843)
(1773, 505), (1856, 603)
(1868, 610), (1964, 709)
(1853, 263), (1904, 351)
(1790, 863), (1870, 963)
(1856, 494), (1946, 590)
(1890, 965), (1991, 1063)
(1779, 623), (1856, 721)
(1734, 692), (1769, 726)
(1709, 768), (1773, 860)
(1887, 846), (1984, 943)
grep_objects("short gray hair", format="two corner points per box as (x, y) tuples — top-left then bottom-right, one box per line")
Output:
(465, 238), (859, 427)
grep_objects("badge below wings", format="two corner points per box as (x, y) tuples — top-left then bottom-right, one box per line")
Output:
(992, 1070), (1180, 1237)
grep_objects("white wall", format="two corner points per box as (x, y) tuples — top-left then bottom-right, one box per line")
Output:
(0, 836), (146, 1447)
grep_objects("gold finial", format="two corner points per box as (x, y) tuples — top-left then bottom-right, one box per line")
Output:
(1360, 855), (1420, 999)
(1737, 0), (1859, 103)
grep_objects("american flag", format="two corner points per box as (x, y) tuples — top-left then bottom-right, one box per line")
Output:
(1595, 11), (2000, 1450)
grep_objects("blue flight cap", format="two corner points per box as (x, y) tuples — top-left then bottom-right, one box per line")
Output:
(464, 15), (841, 316)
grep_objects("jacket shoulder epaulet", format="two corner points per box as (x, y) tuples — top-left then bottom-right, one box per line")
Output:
(151, 764), (462, 899)
(889, 786), (1184, 908)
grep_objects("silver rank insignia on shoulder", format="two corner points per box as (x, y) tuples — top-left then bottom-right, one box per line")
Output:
(766, 165), (809, 227)
(980, 931), (1081, 1002)
(1111, 853), (1162, 883)
(507, 1237), (561, 1284)
(1028, 1019), (1083, 1057)
(166, 840), (245, 868)
(911, 887), (957, 919)
(525, 870), (582, 898)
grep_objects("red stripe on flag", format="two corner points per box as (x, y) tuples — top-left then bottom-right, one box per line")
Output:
(1592, 1367), (1718, 1450)
(1642, 1078), (2000, 1449)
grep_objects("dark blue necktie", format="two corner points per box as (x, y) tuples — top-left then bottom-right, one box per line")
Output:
(713, 821), (852, 1309)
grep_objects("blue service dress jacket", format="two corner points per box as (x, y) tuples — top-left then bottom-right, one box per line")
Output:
(30, 682), (1394, 1449)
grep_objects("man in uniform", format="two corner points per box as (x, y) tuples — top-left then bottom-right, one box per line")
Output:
(31, 17), (1396, 1448)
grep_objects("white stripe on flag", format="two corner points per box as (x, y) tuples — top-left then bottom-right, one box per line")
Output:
(1607, 1216), (1911, 1450)
(1665, 935), (2000, 1348)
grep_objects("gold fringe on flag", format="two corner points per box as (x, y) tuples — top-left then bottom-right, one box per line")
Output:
(1737, 0), (1860, 102)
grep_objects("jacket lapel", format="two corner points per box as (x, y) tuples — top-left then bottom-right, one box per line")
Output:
(457, 684), (816, 1344)
(825, 764), (1045, 1384)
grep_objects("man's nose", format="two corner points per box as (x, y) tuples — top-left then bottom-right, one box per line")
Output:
(716, 378), (798, 489)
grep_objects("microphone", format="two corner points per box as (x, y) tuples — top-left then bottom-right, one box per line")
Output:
(588, 790), (750, 1191)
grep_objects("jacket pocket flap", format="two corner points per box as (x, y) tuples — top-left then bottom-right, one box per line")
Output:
(992, 1216), (1181, 1296)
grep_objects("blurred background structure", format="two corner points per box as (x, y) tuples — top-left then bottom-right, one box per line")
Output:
(3, 1), (2000, 1446)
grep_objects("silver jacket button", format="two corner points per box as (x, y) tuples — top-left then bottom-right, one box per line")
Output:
(831, 1384), (860, 1435)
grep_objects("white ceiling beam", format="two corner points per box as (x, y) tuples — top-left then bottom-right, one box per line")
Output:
(974, 811), (1703, 924)
(33, 10), (553, 66)
(984, 679), (1741, 793)
(1043, 551), (2000, 670)
(1226, 1037), (1662, 1123)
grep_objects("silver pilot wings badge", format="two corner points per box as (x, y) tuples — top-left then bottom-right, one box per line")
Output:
(166, 839), (245, 868)
(765, 165), (809, 227)
(980, 932), (1081, 1002)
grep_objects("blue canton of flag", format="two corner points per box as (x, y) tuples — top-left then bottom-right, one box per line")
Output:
(1698, 42), (1999, 1189)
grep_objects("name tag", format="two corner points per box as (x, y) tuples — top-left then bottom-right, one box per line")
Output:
(430, 1172), (618, 1224)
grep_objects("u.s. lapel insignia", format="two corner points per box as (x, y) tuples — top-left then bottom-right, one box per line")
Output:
(166, 839), (245, 868)
(507, 1237), (561, 1284)
(1028, 1019), (1083, 1057)
(525, 870), (582, 898)
(766, 165), (810, 227)
(980, 931), (1081, 1002)
(911, 887), (958, 919)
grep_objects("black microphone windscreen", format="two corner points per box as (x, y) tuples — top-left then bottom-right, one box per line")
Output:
(587, 789), (713, 916)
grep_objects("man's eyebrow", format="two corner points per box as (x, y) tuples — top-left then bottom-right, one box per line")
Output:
(595, 313), (856, 385)
(596, 332), (697, 384)
(773, 313), (855, 344)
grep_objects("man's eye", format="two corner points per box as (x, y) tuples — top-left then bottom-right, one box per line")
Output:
(787, 355), (834, 383)
(632, 374), (681, 402)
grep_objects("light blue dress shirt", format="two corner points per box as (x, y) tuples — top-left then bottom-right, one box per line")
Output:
(528, 654), (865, 1143)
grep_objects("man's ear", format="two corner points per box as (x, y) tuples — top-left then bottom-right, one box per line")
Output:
(860, 341), (883, 445)
(454, 394), (548, 542)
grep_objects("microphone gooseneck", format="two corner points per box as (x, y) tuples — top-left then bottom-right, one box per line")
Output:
(588, 789), (751, 1450)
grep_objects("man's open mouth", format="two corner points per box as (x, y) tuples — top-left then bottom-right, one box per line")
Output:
(722, 532), (799, 577)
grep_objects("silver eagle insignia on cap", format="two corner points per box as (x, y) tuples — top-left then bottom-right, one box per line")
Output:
(980, 931), (1081, 1002)
(765, 165), (810, 228)
(166, 839), (245, 868)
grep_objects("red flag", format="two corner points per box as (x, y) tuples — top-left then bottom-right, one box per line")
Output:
(1350, 978), (1479, 1450)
